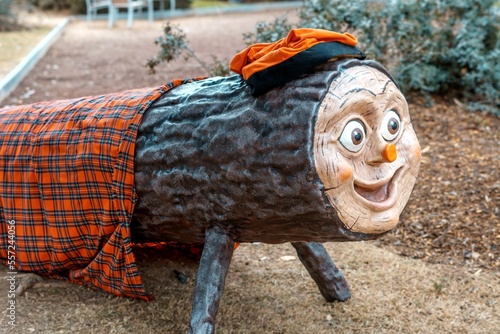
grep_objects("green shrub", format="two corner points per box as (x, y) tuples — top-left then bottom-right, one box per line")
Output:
(243, 15), (293, 45)
(155, 0), (192, 10)
(298, 0), (499, 113)
(147, 23), (191, 74)
(245, 0), (499, 114)
(0, 0), (17, 31)
(174, 0), (193, 9)
(148, 0), (499, 115)
(28, 0), (87, 14)
(0, 0), (13, 16)
(146, 23), (230, 77)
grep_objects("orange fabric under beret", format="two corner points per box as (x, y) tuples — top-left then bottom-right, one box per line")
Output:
(230, 28), (365, 96)
(231, 28), (358, 79)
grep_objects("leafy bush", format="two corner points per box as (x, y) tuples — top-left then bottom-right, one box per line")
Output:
(146, 23), (230, 77)
(298, 0), (499, 113)
(0, 0), (13, 16)
(243, 15), (293, 45)
(147, 23), (191, 74)
(0, 0), (18, 31)
(148, 0), (499, 114)
(243, 0), (499, 113)
(173, 0), (193, 9)
(28, 0), (87, 14)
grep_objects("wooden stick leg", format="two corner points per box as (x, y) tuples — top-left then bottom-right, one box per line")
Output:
(189, 226), (235, 334)
(291, 242), (351, 302)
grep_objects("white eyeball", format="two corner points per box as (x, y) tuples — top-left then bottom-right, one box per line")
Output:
(339, 120), (366, 153)
(380, 110), (401, 141)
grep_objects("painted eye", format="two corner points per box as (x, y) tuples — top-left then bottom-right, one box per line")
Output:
(381, 110), (401, 141)
(339, 120), (366, 152)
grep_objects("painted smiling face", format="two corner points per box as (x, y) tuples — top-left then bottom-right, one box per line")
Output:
(314, 65), (421, 234)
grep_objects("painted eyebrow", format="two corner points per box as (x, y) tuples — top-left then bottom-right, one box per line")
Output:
(381, 80), (391, 93)
(320, 79), (401, 132)
(341, 87), (377, 98)
(340, 79), (397, 106)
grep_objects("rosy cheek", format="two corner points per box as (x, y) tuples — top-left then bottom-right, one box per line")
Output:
(335, 160), (353, 184)
(414, 146), (422, 160)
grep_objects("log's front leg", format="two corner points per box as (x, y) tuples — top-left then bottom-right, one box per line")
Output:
(291, 242), (351, 302)
(189, 226), (235, 334)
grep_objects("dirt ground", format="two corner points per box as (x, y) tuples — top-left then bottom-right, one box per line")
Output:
(0, 9), (499, 334)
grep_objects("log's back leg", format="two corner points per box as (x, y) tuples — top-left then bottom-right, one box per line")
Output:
(291, 242), (351, 302)
(189, 226), (235, 334)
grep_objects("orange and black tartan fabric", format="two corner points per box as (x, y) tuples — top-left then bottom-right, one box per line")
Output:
(0, 79), (199, 301)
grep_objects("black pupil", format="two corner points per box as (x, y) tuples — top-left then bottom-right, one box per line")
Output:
(351, 129), (363, 144)
(389, 118), (399, 134)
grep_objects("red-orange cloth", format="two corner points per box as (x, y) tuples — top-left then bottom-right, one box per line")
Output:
(0, 79), (198, 301)
(230, 28), (358, 80)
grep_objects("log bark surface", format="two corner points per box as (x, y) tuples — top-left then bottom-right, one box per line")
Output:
(132, 60), (386, 244)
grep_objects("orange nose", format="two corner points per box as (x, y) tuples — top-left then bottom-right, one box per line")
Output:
(382, 143), (397, 162)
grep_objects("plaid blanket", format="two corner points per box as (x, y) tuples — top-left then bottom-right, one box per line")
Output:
(0, 79), (198, 300)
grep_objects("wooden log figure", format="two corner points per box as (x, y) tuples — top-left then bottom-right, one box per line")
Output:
(0, 29), (421, 333)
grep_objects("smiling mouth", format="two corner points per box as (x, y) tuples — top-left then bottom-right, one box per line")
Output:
(354, 181), (391, 202)
(353, 168), (402, 210)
